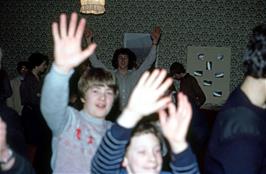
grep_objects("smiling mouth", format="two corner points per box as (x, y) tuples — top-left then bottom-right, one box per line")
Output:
(96, 104), (106, 109)
(143, 166), (158, 171)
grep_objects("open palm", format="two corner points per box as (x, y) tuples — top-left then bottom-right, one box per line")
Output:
(127, 69), (172, 117)
(159, 92), (192, 152)
(52, 12), (96, 73)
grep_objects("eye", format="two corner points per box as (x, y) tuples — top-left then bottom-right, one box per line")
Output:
(154, 147), (161, 154)
(155, 149), (161, 154)
(106, 90), (114, 96)
(91, 88), (100, 93)
(137, 150), (146, 155)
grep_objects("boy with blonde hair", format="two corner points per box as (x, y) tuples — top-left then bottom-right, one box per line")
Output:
(41, 12), (117, 173)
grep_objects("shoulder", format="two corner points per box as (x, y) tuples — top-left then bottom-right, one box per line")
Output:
(186, 73), (197, 81)
(105, 120), (113, 129)
(218, 107), (264, 141)
(0, 105), (19, 120)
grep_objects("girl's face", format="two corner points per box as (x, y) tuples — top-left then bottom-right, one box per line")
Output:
(123, 133), (162, 174)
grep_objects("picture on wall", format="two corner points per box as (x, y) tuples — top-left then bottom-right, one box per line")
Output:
(187, 46), (231, 109)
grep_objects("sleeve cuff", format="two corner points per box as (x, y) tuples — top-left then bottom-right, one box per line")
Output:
(110, 123), (133, 141)
(171, 146), (197, 167)
(52, 64), (74, 76)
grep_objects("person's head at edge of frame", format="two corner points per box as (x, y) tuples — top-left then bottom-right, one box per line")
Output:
(122, 120), (167, 174)
(112, 48), (137, 71)
(170, 62), (186, 80)
(28, 52), (49, 75)
(78, 67), (119, 119)
(243, 24), (266, 79)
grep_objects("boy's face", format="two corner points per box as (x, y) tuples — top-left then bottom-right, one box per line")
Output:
(117, 54), (129, 70)
(19, 65), (29, 76)
(37, 61), (48, 73)
(82, 85), (115, 119)
(123, 133), (162, 174)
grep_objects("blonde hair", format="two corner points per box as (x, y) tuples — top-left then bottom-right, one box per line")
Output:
(78, 68), (118, 99)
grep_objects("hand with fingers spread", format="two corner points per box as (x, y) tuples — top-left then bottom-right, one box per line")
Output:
(52, 12), (97, 73)
(159, 92), (192, 153)
(117, 69), (173, 128)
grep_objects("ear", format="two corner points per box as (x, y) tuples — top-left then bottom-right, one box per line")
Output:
(81, 98), (86, 103)
(122, 157), (128, 168)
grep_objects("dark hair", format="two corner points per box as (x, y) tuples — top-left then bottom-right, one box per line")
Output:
(28, 52), (49, 70)
(16, 61), (30, 74)
(126, 120), (165, 155)
(112, 48), (136, 69)
(170, 62), (186, 75)
(243, 24), (266, 78)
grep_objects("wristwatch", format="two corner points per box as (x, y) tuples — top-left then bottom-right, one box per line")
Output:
(0, 147), (14, 164)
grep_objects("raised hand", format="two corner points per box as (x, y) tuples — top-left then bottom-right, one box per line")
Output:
(118, 69), (173, 128)
(84, 27), (94, 44)
(52, 12), (97, 73)
(151, 26), (161, 45)
(159, 92), (192, 153)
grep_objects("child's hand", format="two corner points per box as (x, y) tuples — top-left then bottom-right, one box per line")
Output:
(159, 92), (192, 153)
(52, 12), (97, 73)
(118, 69), (173, 128)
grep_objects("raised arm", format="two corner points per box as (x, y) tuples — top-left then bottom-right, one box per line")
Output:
(118, 68), (172, 128)
(52, 13), (96, 73)
(41, 12), (97, 134)
(159, 93), (200, 174)
(135, 26), (161, 74)
(91, 69), (173, 173)
(84, 27), (108, 70)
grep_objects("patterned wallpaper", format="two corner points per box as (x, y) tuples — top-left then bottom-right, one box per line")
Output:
(0, 0), (265, 91)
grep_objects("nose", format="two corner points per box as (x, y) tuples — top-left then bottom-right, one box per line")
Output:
(149, 152), (157, 163)
(99, 93), (106, 101)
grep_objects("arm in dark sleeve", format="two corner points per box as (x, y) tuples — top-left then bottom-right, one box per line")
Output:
(20, 74), (39, 106)
(91, 123), (132, 174)
(208, 136), (264, 174)
(190, 76), (206, 107)
(170, 146), (200, 174)
(205, 107), (265, 174)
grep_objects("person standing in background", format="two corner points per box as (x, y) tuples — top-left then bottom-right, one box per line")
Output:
(85, 26), (161, 113)
(20, 52), (51, 174)
(7, 61), (30, 115)
(205, 24), (266, 174)
(170, 62), (209, 170)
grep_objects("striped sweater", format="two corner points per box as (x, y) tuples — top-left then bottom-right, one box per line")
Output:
(91, 123), (200, 174)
